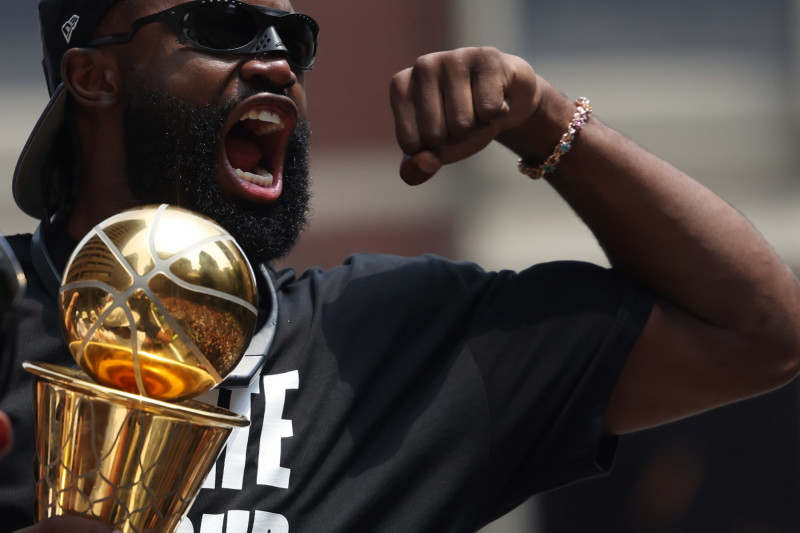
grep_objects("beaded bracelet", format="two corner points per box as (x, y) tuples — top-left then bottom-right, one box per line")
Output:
(518, 97), (592, 180)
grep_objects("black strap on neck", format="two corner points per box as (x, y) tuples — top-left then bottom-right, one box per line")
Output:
(30, 223), (61, 301)
(223, 264), (278, 387)
(29, 223), (277, 388)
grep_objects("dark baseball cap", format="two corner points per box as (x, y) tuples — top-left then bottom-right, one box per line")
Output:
(13, 0), (121, 219)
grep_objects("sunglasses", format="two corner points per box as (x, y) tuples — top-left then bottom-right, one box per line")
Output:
(86, 0), (319, 71)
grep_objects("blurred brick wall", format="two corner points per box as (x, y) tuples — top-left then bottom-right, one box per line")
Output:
(280, 0), (455, 272)
(305, 0), (452, 147)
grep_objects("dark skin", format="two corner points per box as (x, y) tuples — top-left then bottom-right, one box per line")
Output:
(13, 0), (800, 531)
(64, 0), (306, 239)
(391, 51), (800, 432)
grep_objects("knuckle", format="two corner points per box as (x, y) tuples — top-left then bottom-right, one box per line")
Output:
(477, 45), (500, 55)
(412, 54), (440, 79)
(450, 115), (475, 137)
(477, 95), (504, 118)
(389, 71), (410, 101)
(472, 45), (501, 60)
(390, 69), (409, 87)
(420, 127), (446, 150)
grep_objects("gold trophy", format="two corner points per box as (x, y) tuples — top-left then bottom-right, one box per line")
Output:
(24, 204), (258, 532)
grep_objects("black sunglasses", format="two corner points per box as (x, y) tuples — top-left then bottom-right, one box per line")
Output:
(86, 0), (319, 71)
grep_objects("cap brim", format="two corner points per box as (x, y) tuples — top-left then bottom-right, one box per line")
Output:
(13, 84), (67, 219)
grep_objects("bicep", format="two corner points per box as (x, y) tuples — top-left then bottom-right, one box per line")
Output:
(603, 298), (779, 435)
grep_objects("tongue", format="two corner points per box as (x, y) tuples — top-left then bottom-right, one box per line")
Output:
(225, 135), (263, 172)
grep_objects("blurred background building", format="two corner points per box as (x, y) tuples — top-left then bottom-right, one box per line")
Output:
(2, 1), (799, 531)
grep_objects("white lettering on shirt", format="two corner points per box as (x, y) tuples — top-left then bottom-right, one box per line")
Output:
(179, 371), (298, 532)
(253, 510), (290, 533)
(226, 511), (250, 533)
(257, 372), (299, 489)
(180, 510), (290, 533)
(199, 514), (224, 533)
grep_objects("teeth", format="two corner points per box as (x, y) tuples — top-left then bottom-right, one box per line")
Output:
(235, 167), (274, 187)
(239, 111), (284, 136)
(259, 110), (280, 123)
(241, 109), (280, 123)
(253, 122), (283, 136)
(240, 110), (283, 135)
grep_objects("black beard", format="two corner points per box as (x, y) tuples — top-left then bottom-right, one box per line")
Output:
(122, 88), (312, 265)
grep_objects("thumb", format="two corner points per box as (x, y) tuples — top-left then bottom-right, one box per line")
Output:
(436, 121), (502, 168)
(399, 151), (443, 186)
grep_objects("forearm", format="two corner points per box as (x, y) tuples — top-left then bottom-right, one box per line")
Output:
(391, 46), (800, 430)
(504, 79), (800, 365)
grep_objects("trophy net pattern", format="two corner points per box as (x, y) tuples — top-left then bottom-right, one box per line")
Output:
(36, 383), (231, 532)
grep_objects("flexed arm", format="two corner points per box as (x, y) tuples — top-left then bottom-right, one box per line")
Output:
(390, 47), (800, 434)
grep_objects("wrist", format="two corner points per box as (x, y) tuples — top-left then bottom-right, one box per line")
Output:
(497, 78), (580, 162)
(518, 97), (592, 180)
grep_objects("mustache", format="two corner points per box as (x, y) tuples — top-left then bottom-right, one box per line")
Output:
(230, 83), (297, 107)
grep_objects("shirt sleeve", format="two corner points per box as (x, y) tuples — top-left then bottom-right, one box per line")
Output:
(465, 260), (654, 522)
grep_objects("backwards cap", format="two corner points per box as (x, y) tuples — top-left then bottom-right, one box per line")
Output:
(14, 0), (121, 219)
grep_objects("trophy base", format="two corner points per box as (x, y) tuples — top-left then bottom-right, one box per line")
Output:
(24, 361), (249, 533)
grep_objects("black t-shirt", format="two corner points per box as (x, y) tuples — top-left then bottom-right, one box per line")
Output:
(0, 233), (653, 533)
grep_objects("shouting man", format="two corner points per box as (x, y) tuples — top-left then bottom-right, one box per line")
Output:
(2, 1), (800, 532)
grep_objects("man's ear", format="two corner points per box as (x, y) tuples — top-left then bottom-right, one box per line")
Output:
(62, 48), (122, 108)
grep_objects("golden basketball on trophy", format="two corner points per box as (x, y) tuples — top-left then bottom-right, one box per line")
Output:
(25, 204), (256, 533)
(60, 203), (258, 401)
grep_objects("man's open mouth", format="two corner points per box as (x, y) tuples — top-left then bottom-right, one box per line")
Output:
(226, 109), (284, 186)
(222, 98), (296, 199)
